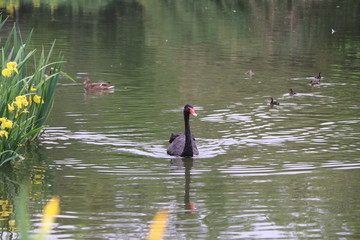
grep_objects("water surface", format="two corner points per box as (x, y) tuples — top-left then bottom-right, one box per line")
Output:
(0, 1), (360, 239)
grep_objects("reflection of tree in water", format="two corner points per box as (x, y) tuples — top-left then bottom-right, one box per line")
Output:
(0, 164), (18, 236)
(0, 144), (56, 236)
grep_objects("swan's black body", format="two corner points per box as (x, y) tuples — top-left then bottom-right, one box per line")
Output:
(167, 104), (199, 157)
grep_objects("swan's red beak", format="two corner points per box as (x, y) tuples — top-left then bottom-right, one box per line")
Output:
(189, 108), (197, 117)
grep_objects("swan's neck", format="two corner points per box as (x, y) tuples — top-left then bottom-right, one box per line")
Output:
(182, 112), (193, 157)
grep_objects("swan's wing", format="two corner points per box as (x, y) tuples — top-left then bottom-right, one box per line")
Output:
(167, 134), (185, 156)
(192, 140), (199, 155)
(169, 133), (181, 143)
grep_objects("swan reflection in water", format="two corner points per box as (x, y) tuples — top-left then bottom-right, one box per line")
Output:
(170, 158), (196, 213)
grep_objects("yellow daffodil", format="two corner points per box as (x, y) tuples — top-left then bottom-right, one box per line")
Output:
(1, 119), (13, 129)
(30, 86), (37, 91)
(6, 62), (18, 74)
(2, 68), (12, 77)
(0, 130), (9, 138)
(33, 95), (42, 104)
(8, 103), (15, 112)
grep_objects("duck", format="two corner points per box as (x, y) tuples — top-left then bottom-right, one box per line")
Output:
(309, 80), (320, 86)
(269, 97), (280, 105)
(245, 69), (255, 76)
(289, 88), (296, 96)
(315, 72), (322, 80)
(83, 77), (114, 90)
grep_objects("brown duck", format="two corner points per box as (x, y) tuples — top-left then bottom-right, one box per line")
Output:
(83, 77), (114, 90)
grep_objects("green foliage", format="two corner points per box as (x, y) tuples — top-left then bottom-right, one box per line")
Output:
(0, 17), (64, 166)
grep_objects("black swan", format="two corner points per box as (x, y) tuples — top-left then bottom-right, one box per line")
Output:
(167, 104), (199, 157)
(269, 97), (280, 105)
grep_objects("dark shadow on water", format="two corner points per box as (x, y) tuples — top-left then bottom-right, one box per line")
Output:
(170, 158), (196, 214)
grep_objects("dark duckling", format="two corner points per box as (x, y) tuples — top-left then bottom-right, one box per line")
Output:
(269, 97), (280, 105)
(309, 80), (320, 86)
(289, 88), (296, 96)
(315, 72), (322, 80)
(245, 69), (255, 76)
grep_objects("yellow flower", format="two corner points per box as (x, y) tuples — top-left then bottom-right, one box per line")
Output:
(21, 108), (29, 114)
(2, 68), (12, 77)
(0, 130), (9, 138)
(40, 196), (60, 236)
(8, 103), (15, 112)
(6, 62), (18, 74)
(1, 119), (13, 129)
(33, 95), (42, 104)
(15, 95), (29, 109)
(30, 86), (37, 91)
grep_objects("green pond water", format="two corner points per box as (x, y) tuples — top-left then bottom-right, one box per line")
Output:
(0, 1), (360, 239)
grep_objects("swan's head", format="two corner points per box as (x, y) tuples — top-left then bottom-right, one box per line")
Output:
(184, 104), (197, 117)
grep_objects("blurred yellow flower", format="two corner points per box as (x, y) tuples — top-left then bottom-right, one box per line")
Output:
(33, 95), (42, 104)
(30, 86), (37, 91)
(21, 108), (29, 114)
(0, 130), (9, 138)
(15, 95), (29, 109)
(6, 62), (18, 74)
(147, 208), (169, 240)
(40, 196), (60, 236)
(2, 68), (12, 77)
(8, 103), (15, 112)
(1, 119), (13, 129)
